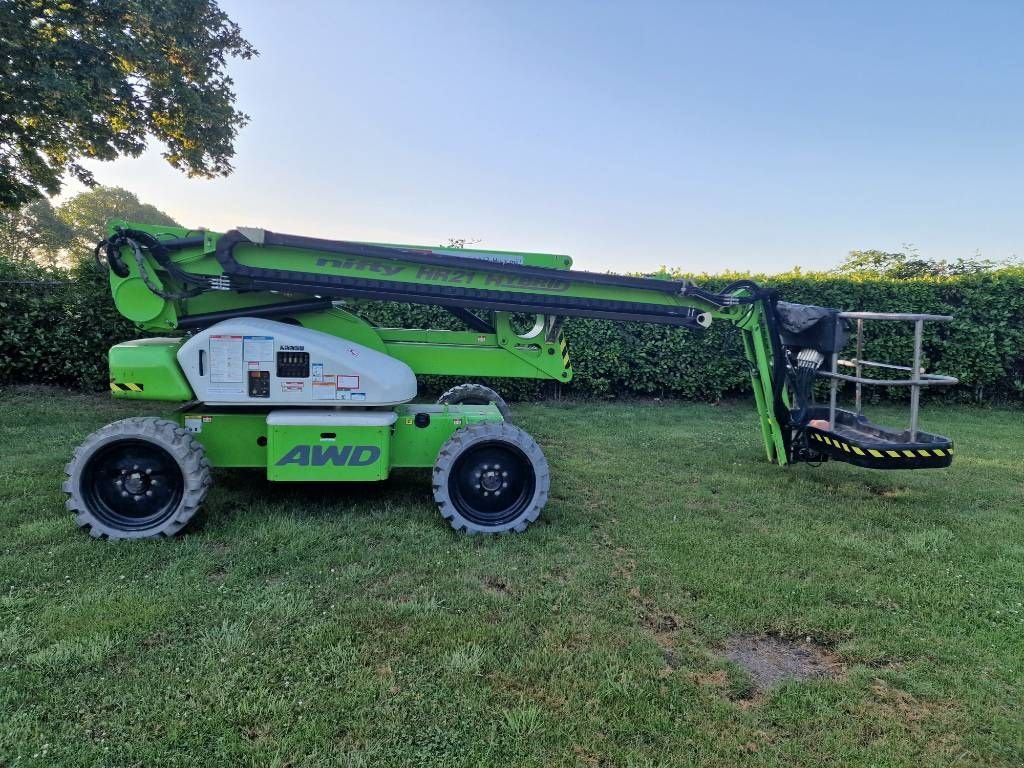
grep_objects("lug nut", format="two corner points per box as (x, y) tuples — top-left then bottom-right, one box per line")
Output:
(146, 490), (153, 497)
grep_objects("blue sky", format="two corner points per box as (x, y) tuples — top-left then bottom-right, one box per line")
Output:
(70, 1), (1024, 274)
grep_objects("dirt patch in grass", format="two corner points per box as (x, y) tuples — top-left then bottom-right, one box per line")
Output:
(867, 484), (912, 498)
(869, 678), (953, 725)
(723, 634), (846, 693)
(629, 586), (686, 664)
(481, 575), (510, 595)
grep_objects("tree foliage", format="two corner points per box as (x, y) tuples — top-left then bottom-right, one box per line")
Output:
(0, 0), (256, 208)
(0, 185), (177, 265)
(0, 196), (71, 265)
(58, 186), (178, 257)
(837, 247), (1015, 278)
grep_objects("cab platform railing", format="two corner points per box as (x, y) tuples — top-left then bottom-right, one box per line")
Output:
(816, 312), (958, 440)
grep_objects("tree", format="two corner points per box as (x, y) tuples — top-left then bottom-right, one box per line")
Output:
(0, 186), (177, 267)
(57, 186), (178, 257)
(836, 248), (936, 278)
(836, 247), (1013, 278)
(0, 196), (72, 265)
(0, 1), (256, 209)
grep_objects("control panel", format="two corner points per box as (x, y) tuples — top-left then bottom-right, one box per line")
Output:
(247, 369), (270, 398)
(276, 350), (310, 378)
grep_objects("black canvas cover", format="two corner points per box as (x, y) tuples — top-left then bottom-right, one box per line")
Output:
(775, 301), (849, 353)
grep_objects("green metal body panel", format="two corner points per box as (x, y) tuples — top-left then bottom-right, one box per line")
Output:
(172, 404), (504, 476)
(733, 302), (788, 465)
(391, 404), (503, 467)
(109, 338), (193, 400)
(268, 424), (391, 481)
(175, 411), (268, 467)
(294, 309), (571, 381)
(353, 240), (573, 270)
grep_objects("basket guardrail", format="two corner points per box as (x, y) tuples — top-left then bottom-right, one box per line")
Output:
(816, 312), (958, 440)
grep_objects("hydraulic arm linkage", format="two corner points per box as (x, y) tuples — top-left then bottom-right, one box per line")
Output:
(61, 221), (956, 540)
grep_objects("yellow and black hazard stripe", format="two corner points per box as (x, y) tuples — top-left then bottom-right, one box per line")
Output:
(808, 430), (953, 469)
(110, 381), (145, 393)
(559, 336), (571, 368)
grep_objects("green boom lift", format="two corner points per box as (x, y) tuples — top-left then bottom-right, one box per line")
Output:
(64, 222), (958, 539)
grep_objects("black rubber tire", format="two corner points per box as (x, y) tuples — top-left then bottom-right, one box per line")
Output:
(437, 383), (513, 422)
(63, 417), (211, 540)
(432, 422), (549, 534)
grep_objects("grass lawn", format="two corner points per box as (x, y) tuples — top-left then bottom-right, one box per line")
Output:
(0, 386), (1022, 767)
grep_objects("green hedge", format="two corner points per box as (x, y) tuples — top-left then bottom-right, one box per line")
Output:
(3, 255), (1022, 403)
(0, 258), (136, 391)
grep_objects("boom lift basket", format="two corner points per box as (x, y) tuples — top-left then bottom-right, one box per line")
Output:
(802, 312), (958, 469)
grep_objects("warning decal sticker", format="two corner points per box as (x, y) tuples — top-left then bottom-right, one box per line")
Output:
(209, 335), (243, 383)
(312, 381), (336, 400)
(243, 335), (274, 363)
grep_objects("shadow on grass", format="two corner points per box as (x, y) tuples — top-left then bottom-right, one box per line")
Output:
(191, 467), (438, 532)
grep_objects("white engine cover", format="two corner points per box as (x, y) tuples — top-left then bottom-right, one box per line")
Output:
(177, 318), (417, 406)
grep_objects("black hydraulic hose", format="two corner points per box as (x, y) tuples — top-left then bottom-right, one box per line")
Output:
(120, 229), (209, 289)
(95, 229), (208, 299)
(177, 298), (335, 329)
(722, 279), (761, 295)
(125, 237), (205, 300)
(790, 365), (815, 426)
(682, 279), (762, 309)
(96, 235), (130, 277)
(153, 235), (206, 251)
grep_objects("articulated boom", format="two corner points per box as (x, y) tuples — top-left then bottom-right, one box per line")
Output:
(61, 221), (956, 540)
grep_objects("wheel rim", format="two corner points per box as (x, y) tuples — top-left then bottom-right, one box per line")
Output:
(80, 440), (184, 531)
(448, 440), (536, 527)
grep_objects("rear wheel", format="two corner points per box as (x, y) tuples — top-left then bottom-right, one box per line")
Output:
(437, 383), (513, 422)
(432, 423), (549, 533)
(64, 417), (210, 539)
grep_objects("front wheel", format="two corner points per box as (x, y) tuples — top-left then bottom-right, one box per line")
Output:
(63, 417), (211, 539)
(432, 423), (550, 534)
